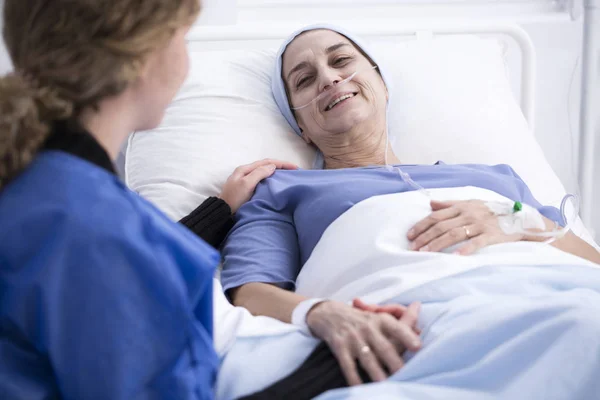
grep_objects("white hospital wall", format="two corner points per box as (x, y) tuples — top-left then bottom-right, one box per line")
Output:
(0, 0), (235, 73)
(594, 118), (600, 240)
(0, 6), (11, 74)
(589, 1), (600, 242)
(0, 46), (9, 74)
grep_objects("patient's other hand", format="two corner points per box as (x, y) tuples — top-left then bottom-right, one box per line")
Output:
(306, 300), (421, 386)
(408, 199), (524, 255)
(219, 159), (298, 213)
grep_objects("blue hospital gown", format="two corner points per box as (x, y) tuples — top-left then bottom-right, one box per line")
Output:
(0, 151), (219, 399)
(221, 162), (564, 292)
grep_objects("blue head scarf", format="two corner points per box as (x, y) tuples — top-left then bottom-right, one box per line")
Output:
(271, 24), (392, 168)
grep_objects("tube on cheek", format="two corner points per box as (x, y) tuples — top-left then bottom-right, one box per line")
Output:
(291, 65), (378, 111)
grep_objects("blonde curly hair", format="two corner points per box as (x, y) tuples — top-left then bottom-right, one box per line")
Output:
(0, 0), (201, 188)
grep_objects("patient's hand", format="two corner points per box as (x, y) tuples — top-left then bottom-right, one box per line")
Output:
(408, 199), (524, 255)
(306, 300), (421, 386)
(219, 159), (298, 213)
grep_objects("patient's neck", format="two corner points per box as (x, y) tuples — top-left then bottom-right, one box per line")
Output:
(320, 126), (401, 169)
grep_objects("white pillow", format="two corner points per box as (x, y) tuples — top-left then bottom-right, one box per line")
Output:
(376, 37), (560, 203)
(125, 35), (597, 246)
(126, 49), (315, 221)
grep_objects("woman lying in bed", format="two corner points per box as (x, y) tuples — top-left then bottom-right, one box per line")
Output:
(219, 24), (600, 398)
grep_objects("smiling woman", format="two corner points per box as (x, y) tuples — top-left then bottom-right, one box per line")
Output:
(221, 23), (600, 390)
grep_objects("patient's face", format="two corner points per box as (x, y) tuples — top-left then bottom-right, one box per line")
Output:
(282, 29), (387, 144)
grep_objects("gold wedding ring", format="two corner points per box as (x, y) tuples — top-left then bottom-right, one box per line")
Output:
(463, 226), (472, 239)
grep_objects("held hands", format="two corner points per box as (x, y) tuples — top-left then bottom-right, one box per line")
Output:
(219, 159), (298, 213)
(408, 199), (527, 255)
(352, 299), (422, 335)
(306, 299), (422, 386)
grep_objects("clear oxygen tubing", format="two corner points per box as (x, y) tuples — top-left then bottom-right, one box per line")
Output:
(536, 193), (578, 244)
(291, 65), (378, 111)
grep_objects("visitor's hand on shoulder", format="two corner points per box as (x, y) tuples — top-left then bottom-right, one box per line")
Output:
(220, 159), (297, 213)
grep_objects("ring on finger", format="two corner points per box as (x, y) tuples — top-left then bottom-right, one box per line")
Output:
(462, 225), (472, 239)
(360, 345), (371, 355)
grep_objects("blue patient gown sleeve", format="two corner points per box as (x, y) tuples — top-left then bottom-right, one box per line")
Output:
(221, 194), (301, 292)
(0, 204), (219, 400)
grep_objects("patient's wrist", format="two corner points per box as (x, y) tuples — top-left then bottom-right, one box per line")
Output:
(293, 298), (327, 336)
(523, 216), (560, 242)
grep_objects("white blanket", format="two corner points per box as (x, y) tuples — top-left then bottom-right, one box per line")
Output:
(216, 186), (600, 399)
(295, 186), (598, 304)
(215, 186), (598, 355)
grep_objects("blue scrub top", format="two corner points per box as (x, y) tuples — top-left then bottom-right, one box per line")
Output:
(0, 151), (219, 399)
(221, 163), (564, 292)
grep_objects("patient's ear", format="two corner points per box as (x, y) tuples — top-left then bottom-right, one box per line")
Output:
(301, 132), (312, 144)
(300, 131), (312, 145)
(297, 122), (312, 144)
